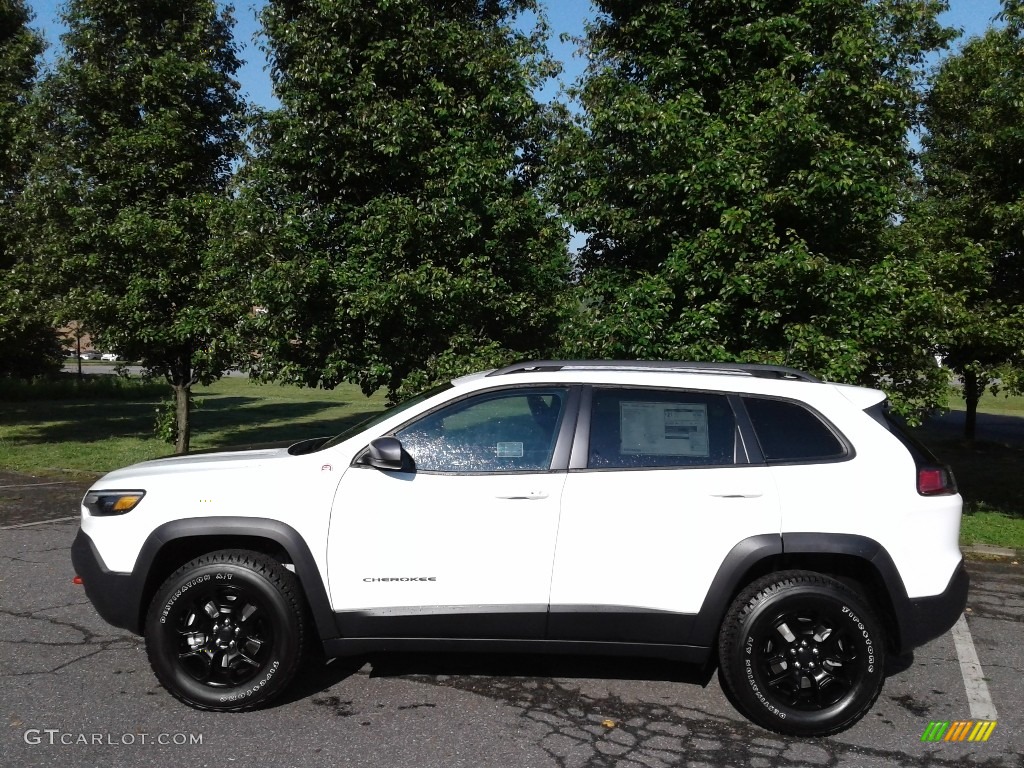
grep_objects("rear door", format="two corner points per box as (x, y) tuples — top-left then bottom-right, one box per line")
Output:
(548, 386), (781, 643)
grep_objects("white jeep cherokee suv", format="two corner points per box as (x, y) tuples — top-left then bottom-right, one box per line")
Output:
(72, 361), (967, 735)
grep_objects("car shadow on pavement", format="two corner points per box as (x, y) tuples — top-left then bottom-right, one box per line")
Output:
(279, 644), (916, 710)
(279, 650), (718, 709)
(278, 654), (371, 706)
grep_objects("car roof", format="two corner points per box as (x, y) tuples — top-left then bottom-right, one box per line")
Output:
(448, 360), (885, 406)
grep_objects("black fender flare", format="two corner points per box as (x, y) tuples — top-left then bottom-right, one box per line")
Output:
(685, 532), (965, 655)
(782, 533), (966, 654)
(686, 534), (782, 648)
(139, 517), (338, 641)
(74, 517), (337, 641)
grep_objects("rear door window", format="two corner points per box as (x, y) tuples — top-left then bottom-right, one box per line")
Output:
(587, 388), (737, 468)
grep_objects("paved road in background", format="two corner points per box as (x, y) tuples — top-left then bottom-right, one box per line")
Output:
(61, 363), (247, 377)
(0, 471), (89, 528)
(2, 512), (1021, 768)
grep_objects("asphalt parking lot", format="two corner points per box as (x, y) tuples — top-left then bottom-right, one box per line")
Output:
(2, 475), (1022, 768)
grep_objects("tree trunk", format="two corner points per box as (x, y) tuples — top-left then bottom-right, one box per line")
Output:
(963, 370), (980, 442)
(173, 383), (192, 454)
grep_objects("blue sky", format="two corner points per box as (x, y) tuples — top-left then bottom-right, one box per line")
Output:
(27, 0), (1007, 109)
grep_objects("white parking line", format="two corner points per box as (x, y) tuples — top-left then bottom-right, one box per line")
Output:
(0, 481), (73, 490)
(951, 613), (998, 720)
(0, 516), (80, 530)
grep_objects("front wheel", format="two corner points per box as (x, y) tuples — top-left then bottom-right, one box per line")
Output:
(718, 571), (886, 736)
(144, 549), (306, 711)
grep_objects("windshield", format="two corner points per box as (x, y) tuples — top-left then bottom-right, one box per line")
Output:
(317, 382), (454, 451)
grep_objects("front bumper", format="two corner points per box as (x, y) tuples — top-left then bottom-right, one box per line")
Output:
(71, 528), (145, 634)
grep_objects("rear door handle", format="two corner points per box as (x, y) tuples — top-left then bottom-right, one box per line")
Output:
(710, 492), (763, 499)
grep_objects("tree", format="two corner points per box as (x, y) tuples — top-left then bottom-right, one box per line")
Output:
(917, 0), (1024, 439)
(0, 0), (64, 379)
(29, 0), (248, 451)
(555, 0), (955, 415)
(242, 0), (569, 402)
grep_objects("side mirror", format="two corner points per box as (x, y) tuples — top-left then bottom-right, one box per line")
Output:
(364, 437), (405, 471)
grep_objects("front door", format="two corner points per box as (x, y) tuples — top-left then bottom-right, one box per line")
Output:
(327, 386), (574, 639)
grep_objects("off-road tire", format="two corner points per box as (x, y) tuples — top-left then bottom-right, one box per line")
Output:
(718, 570), (886, 736)
(144, 549), (306, 712)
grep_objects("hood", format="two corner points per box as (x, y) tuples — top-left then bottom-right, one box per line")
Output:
(93, 444), (296, 487)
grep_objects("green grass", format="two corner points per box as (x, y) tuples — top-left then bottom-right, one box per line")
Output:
(946, 389), (1024, 416)
(912, 431), (1024, 519)
(0, 374), (387, 476)
(0, 373), (166, 401)
(959, 507), (1024, 550)
(910, 389), (1024, 550)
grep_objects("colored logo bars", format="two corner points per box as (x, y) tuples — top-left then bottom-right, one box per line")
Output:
(921, 721), (997, 742)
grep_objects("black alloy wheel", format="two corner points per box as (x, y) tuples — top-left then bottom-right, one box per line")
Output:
(145, 550), (306, 711)
(718, 570), (886, 736)
(174, 581), (274, 687)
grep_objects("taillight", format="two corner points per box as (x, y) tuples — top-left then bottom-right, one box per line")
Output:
(918, 466), (957, 496)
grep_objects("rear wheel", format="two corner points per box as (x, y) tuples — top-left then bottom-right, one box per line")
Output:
(144, 549), (306, 711)
(718, 570), (886, 736)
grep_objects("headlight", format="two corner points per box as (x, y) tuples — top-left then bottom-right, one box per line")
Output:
(83, 490), (146, 516)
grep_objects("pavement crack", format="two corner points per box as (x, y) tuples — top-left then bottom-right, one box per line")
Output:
(0, 606), (104, 644)
(0, 606), (138, 679)
(0, 643), (136, 678)
(401, 668), (1017, 768)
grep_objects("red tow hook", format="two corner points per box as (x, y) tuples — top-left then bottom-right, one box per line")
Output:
(72, 575), (83, 585)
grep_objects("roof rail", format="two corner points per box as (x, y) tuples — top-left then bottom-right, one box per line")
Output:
(487, 360), (820, 383)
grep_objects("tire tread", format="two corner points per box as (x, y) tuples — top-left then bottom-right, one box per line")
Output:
(144, 549), (306, 712)
(718, 569), (885, 736)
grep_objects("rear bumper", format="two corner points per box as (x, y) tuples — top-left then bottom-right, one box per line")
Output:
(895, 558), (969, 653)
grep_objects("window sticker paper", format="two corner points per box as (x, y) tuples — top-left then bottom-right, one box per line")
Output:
(620, 402), (709, 457)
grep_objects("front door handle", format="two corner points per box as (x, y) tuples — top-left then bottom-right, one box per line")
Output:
(710, 492), (764, 499)
(496, 491), (549, 500)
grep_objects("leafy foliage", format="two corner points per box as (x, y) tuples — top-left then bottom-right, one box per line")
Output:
(555, 0), (955, 415)
(915, 0), (1024, 437)
(242, 0), (570, 402)
(27, 0), (248, 451)
(0, 0), (65, 379)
